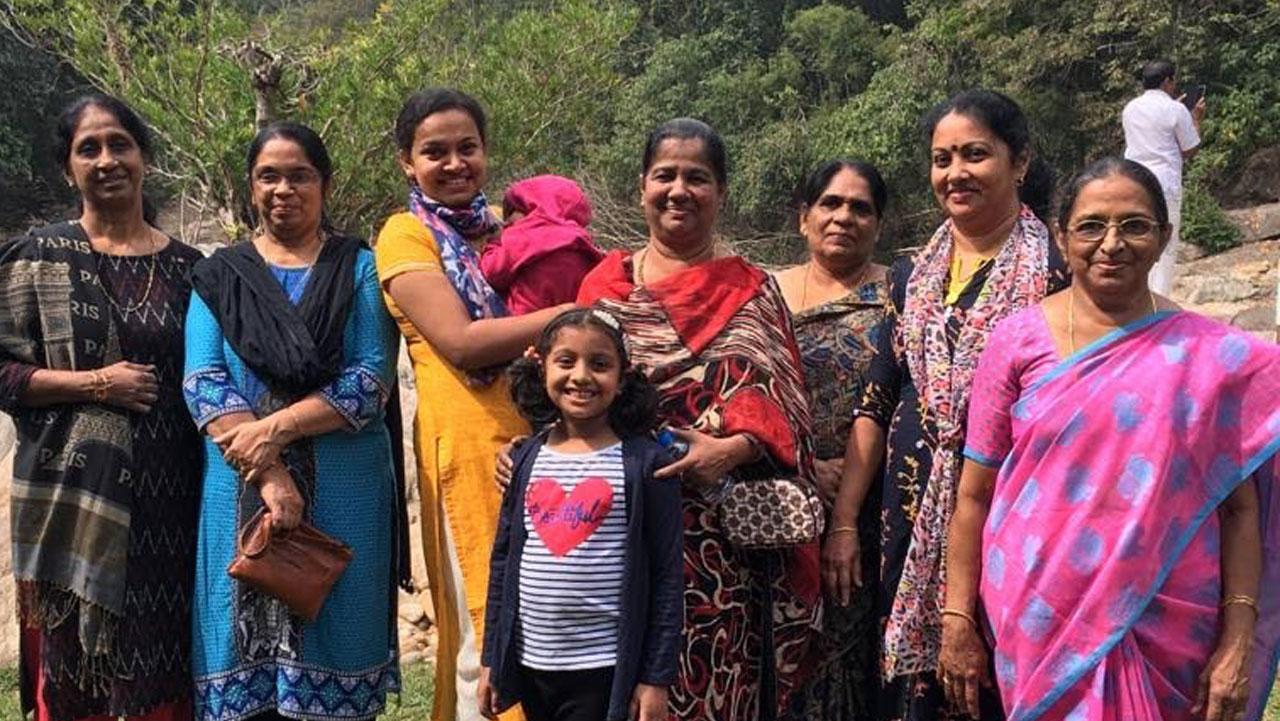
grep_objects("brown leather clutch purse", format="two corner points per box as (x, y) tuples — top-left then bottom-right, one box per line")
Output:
(226, 508), (353, 621)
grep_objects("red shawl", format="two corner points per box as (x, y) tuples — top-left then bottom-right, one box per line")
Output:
(578, 251), (811, 470)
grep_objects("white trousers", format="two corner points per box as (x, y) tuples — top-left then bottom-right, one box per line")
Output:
(1148, 194), (1182, 295)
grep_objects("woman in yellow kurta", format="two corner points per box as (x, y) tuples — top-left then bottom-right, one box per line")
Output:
(375, 88), (572, 721)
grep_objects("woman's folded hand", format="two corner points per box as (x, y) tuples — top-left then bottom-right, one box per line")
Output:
(215, 416), (286, 481)
(653, 428), (754, 487)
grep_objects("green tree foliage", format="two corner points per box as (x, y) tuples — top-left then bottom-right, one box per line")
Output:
(0, 24), (80, 231)
(5, 0), (634, 238)
(294, 0), (636, 234)
(4, 0), (1277, 255)
(6, 0), (263, 234)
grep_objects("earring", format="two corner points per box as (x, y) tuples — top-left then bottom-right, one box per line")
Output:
(1016, 175), (1026, 187)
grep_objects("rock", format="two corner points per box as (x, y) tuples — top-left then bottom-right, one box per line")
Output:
(1225, 202), (1280, 244)
(1233, 260), (1274, 277)
(0, 435), (18, 665)
(1177, 242), (1206, 263)
(401, 650), (423, 665)
(1182, 275), (1262, 305)
(1231, 304), (1276, 332)
(1223, 145), (1280, 208)
(398, 594), (426, 626)
(0, 416), (12, 459)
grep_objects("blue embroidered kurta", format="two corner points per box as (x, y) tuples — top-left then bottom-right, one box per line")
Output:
(183, 250), (401, 721)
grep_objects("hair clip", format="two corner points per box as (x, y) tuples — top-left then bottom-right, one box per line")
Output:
(590, 309), (622, 331)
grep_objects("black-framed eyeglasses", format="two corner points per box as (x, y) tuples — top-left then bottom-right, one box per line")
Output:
(1069, 217), (1162, 242)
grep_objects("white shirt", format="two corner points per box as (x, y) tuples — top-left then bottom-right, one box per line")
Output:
(1122, 89), (1200, 200)
(518, 443), (627, 670)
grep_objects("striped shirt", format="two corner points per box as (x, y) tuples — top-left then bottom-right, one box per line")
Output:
(518, 442), (627, 670)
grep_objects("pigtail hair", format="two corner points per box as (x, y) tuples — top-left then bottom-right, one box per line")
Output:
(507, 356), (559, 427)
(608, 366), (660, 438)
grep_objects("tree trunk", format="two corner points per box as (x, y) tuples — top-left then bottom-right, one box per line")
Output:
(253, 89), (275, 130)
(234, 41), (282, 129)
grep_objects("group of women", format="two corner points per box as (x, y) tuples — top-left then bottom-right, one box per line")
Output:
(0, 83), (1275, 721)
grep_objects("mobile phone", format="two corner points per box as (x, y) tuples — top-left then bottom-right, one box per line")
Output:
(1182, 84), (1205, 110)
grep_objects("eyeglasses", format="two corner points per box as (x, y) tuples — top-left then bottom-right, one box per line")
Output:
(254, 169), (321, 187)
(1069, 217), (1161, 242)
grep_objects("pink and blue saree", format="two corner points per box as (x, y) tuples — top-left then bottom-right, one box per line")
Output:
(964, 307), (1280, 721)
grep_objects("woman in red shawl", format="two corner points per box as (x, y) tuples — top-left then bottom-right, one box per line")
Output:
(575, 118), (821, 721)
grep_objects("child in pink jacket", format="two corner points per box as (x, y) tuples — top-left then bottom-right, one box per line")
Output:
(481, 175), (604, 315)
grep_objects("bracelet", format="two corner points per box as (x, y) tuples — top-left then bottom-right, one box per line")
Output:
(941, 608), (980, 629)
(89, 370), (108, 403)
(1221, 595), (1258, 613)
(828, 526), (857, 535)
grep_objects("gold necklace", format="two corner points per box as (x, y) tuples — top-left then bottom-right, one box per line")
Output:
(801, 260), (872, 311)
(97, 229), (159, 315)
(635, 246), (649, 285)
(1067, 287), (1159, 354)
(949, 249), (996, 290)
(636, 240), (715, 285)
(258, 229), (326, 267)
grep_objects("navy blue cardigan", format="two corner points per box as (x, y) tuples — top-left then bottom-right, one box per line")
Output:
(481, 433), (684, 721)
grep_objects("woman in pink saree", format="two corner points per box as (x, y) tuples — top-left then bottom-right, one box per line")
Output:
(940, 157), (1280, 721)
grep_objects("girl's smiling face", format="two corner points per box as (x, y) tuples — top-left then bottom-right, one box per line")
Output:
(543, 325), (622, 425)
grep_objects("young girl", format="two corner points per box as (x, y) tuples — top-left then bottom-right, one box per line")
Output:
(479, 308), (684, 721)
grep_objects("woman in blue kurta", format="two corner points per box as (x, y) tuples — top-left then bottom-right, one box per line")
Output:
(183, 122), (400, 721)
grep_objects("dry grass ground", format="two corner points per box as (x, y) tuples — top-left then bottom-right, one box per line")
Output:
(0, 663), (435, 719)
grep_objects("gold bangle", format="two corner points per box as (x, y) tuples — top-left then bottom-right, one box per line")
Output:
(90, 370), (108, 402)
(1221, 595), (1258, 613)
(828, 526), (857, 535)
(941, 608), (980, 629)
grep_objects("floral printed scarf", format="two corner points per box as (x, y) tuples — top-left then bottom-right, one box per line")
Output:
(883, 206), (1051, 679)
(407, 185), (507, 385)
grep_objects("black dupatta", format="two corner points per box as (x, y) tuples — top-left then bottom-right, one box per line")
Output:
(190, 235), (361, 396)
(191, 235), (413, 619)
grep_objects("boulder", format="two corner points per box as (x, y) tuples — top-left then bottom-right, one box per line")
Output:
(1230, 303), (1276, 333)
(1225, 202), (1280, 244)
(397, 593), (427, 626)
(1182, 275), (1261, 305)
(1223, 146), (1280, 208)
(1177, 241), (1206, 263)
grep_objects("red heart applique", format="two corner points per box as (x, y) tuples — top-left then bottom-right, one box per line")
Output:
(526, 477), (614, 556)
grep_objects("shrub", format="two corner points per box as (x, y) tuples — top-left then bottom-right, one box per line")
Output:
(1181, 175), (1242, 255)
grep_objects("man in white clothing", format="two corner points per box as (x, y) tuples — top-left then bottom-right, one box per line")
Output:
(1122, 59), (1206, 294)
